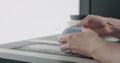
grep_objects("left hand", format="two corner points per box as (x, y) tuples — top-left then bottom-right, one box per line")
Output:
(58, 28), (104, 57)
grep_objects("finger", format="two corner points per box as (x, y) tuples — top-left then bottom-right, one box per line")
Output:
(81, 28), (92, 32)
(58, 36), (69, 43)
(60, 43), (70, 51)
(77, 15), (91, 27)
(77, 18), (89, 26)
(58, 34), (73, 43)
(80, 28), (97, 36)
(71, 51), (79, 54)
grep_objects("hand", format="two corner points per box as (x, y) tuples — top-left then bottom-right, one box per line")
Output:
(59, 28), (104, 57)
(77, 15), (114, 37)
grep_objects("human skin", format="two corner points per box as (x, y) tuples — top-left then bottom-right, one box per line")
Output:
(59, 15), (120, 63)
(78, 15), (120, 38)
(59, 29), (120, 63)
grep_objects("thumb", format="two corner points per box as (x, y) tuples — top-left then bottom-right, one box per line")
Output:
(77, 15), (90, 27)
(82, 28), (95, 33)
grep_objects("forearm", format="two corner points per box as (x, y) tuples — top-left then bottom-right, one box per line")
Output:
(92, 40), (120, 63)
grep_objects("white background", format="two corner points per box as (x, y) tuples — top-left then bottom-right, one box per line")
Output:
(0, 0), (79, 44)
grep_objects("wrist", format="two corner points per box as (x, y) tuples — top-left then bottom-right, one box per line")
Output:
(90, 38), (107, 60)
(91, 39), (120, 63)
(107, 18), (120, 38)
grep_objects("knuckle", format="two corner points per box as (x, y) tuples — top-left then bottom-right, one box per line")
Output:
(87, 15), (96, 20)
(68, 33), (75, 39)
(60, 46), (63, 50)
(59, 37), (64, 41)
(58, 37), (62, 41)
(87, 15), (93, 18)
(71, 50), (77, 54)
(60, 48), (64, 51)
(60, 46), (67, 51)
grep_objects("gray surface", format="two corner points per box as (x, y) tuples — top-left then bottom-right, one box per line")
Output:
(0, 34), (99, 63)
(34, 34), (60, 42)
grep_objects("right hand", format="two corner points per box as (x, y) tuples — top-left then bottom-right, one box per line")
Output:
(77, 15), (114, 37)
(59, 28), (104, 57)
